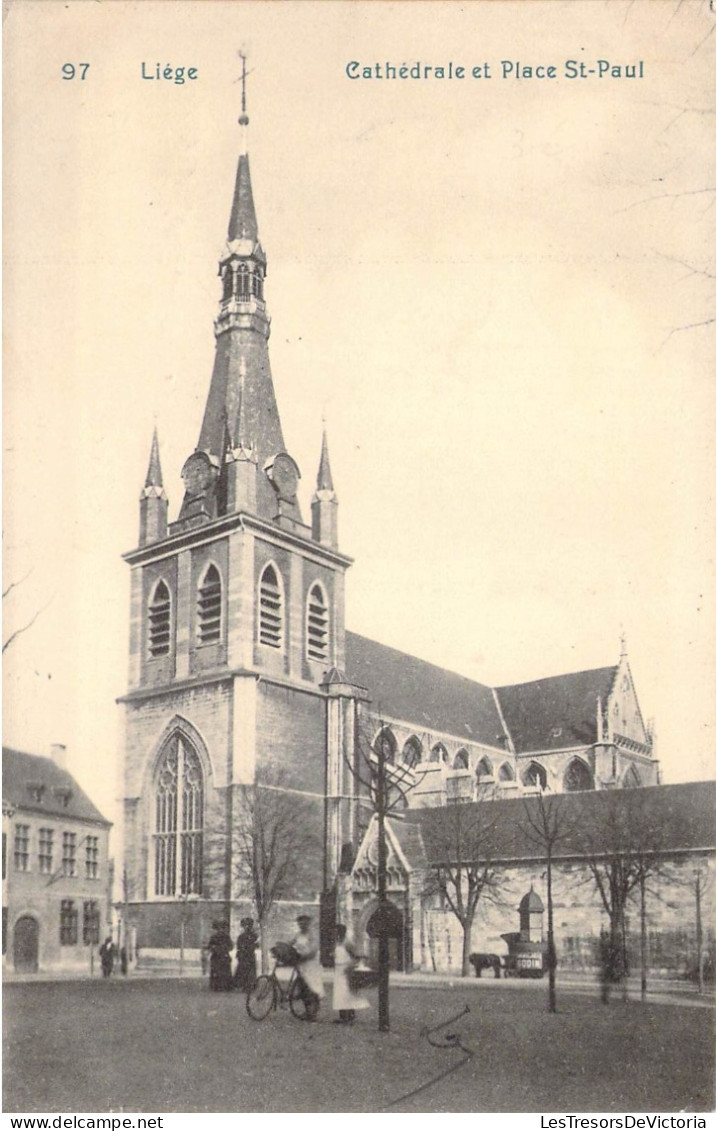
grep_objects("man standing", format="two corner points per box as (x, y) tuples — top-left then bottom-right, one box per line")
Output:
(291, 914), (323, 1021)
(99, 936), (115, 978)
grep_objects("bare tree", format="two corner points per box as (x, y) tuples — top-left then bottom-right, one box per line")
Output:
(2, 569), (51, 653)
(577, 789), (668, 1000)
(232, 768), (319, 972)
(520, 790), (578, 1012)
(428, 794), (503, 977)
(346, 718), (419, 1031)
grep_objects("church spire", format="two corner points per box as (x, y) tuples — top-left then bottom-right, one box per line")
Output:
(144, 425), (165, 490)
(316, 426), (335, 492)
(139, 426), (168, 546)
(312, 426), (338, 549)
(174, 71), (304, 531)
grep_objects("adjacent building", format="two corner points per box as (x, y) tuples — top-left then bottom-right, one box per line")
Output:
(2, 746), (112, 973)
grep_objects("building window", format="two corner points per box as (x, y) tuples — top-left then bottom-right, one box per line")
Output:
(153, 735), (203, 898)
(82, 901), (100, 945)
(258, 564), (283, 649)
(62, 831), (77, 877)
(14, 825), (29, 871)
(498, 763), (515, 783)
(429, 743), (449, 764)
(476, 756), (493, 780)
(453, 749), (469, 770)
(60, 900), (78, 946)
(85, 836), (99, 879)
(306, 582), (329, 662)
(148, 580), (172, 658)
(563, 759), (593, 793)
(401, 737), (422, 768)
(237, 263), (250, 299)
(523, 762), (548, 790)
(38, 828), (54, 875)
(197, 565), (222, 645)
(374, 728), (397, 764)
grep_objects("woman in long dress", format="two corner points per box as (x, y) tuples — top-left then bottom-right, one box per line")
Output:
(234, 917), (259, 991)
(332, 923), (370, 1024)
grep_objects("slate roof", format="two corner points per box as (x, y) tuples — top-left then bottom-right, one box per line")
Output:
(495, 666), (618, 753)
(402, 781), (715, 866)
(344, 631), (506, 747)
(2, 747), (111, 826)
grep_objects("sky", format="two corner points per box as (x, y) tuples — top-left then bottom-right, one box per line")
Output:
(3, 0), (715, 827)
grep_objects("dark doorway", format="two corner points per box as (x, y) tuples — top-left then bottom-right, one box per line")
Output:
(366, 902), (405, 971)
(14, 915), (39, 973)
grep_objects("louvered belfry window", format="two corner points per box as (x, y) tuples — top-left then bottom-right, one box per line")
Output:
(306, 583), (328, 662)
(148, 580), (171, 657)
(259, 564), (283, 648)
(154, 736), (203, 898)
(197, 565), (222, 645)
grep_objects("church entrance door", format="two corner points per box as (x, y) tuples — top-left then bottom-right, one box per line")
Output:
(14, 915), (39, 973)
(366, 901), (405, 971)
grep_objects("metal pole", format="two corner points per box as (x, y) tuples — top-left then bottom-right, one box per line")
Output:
(546, 849), (556, 1013)
(695, 870), (703, 994)
(180, 915), (185, 977)
(377, 735), (389, 1032)
(639, 869), (647, 1002)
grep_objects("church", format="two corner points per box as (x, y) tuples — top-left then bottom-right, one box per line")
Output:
(119, 102), (709, 977)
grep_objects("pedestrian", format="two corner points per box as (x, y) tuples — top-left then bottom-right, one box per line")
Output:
(332, 923), (369, 1025)
(99, 936), (115, 978)
(234, 917), (259, 992)
(120, 945), (128, 976)
(291, 914), (323, 1021)
(207, 920), (233, 991)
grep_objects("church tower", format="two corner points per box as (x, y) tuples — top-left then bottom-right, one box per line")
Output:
(119, 83), (356, 948)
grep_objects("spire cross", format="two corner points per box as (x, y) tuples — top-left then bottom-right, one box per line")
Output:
(238, 52), (249, 126)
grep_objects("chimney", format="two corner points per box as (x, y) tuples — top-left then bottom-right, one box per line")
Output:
(50, 743), (68, 770)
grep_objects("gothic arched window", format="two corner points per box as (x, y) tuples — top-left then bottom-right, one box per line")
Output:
(153, 736), (203, 897)
(402, 737), (422, 768)
(498, 762), (515, 783)
(476, 756), (493, 780)
(453, 749), (469, 770)
(622, 764), (642, 789)
(197, 564), (222, 645)
(148, 580), (171, 658)
(523, 762), (547, 790)
(429, 743), (449, 764)
(259, 564), (283, 649)
(374, 727), (396, 765)
(306, 582), (329, 662)
(563, 759), (593, 793)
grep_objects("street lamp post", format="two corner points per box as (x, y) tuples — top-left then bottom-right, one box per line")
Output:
(376, 733), (390, 1032)
(694, 866), (704, 994)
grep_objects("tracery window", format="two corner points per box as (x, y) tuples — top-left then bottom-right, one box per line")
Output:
(197, 565), (222, 645)
(374, 728), (397, 764)
(429, 743), (449, 764)
(148, 580), (171, 658)
(563, 759), (593, 792)
(259, 564), (283, 649)
(306, 582), (329, 662)
(476, 756), (493, 780)
(523, 762), (547, 790)
(401, 737), (422, 768)
(153, 736), (203, 898)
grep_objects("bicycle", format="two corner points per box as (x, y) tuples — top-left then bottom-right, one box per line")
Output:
(245, 947), (317, 1022)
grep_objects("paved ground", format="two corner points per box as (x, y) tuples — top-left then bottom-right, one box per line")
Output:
(3, 977), (714, 1113)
